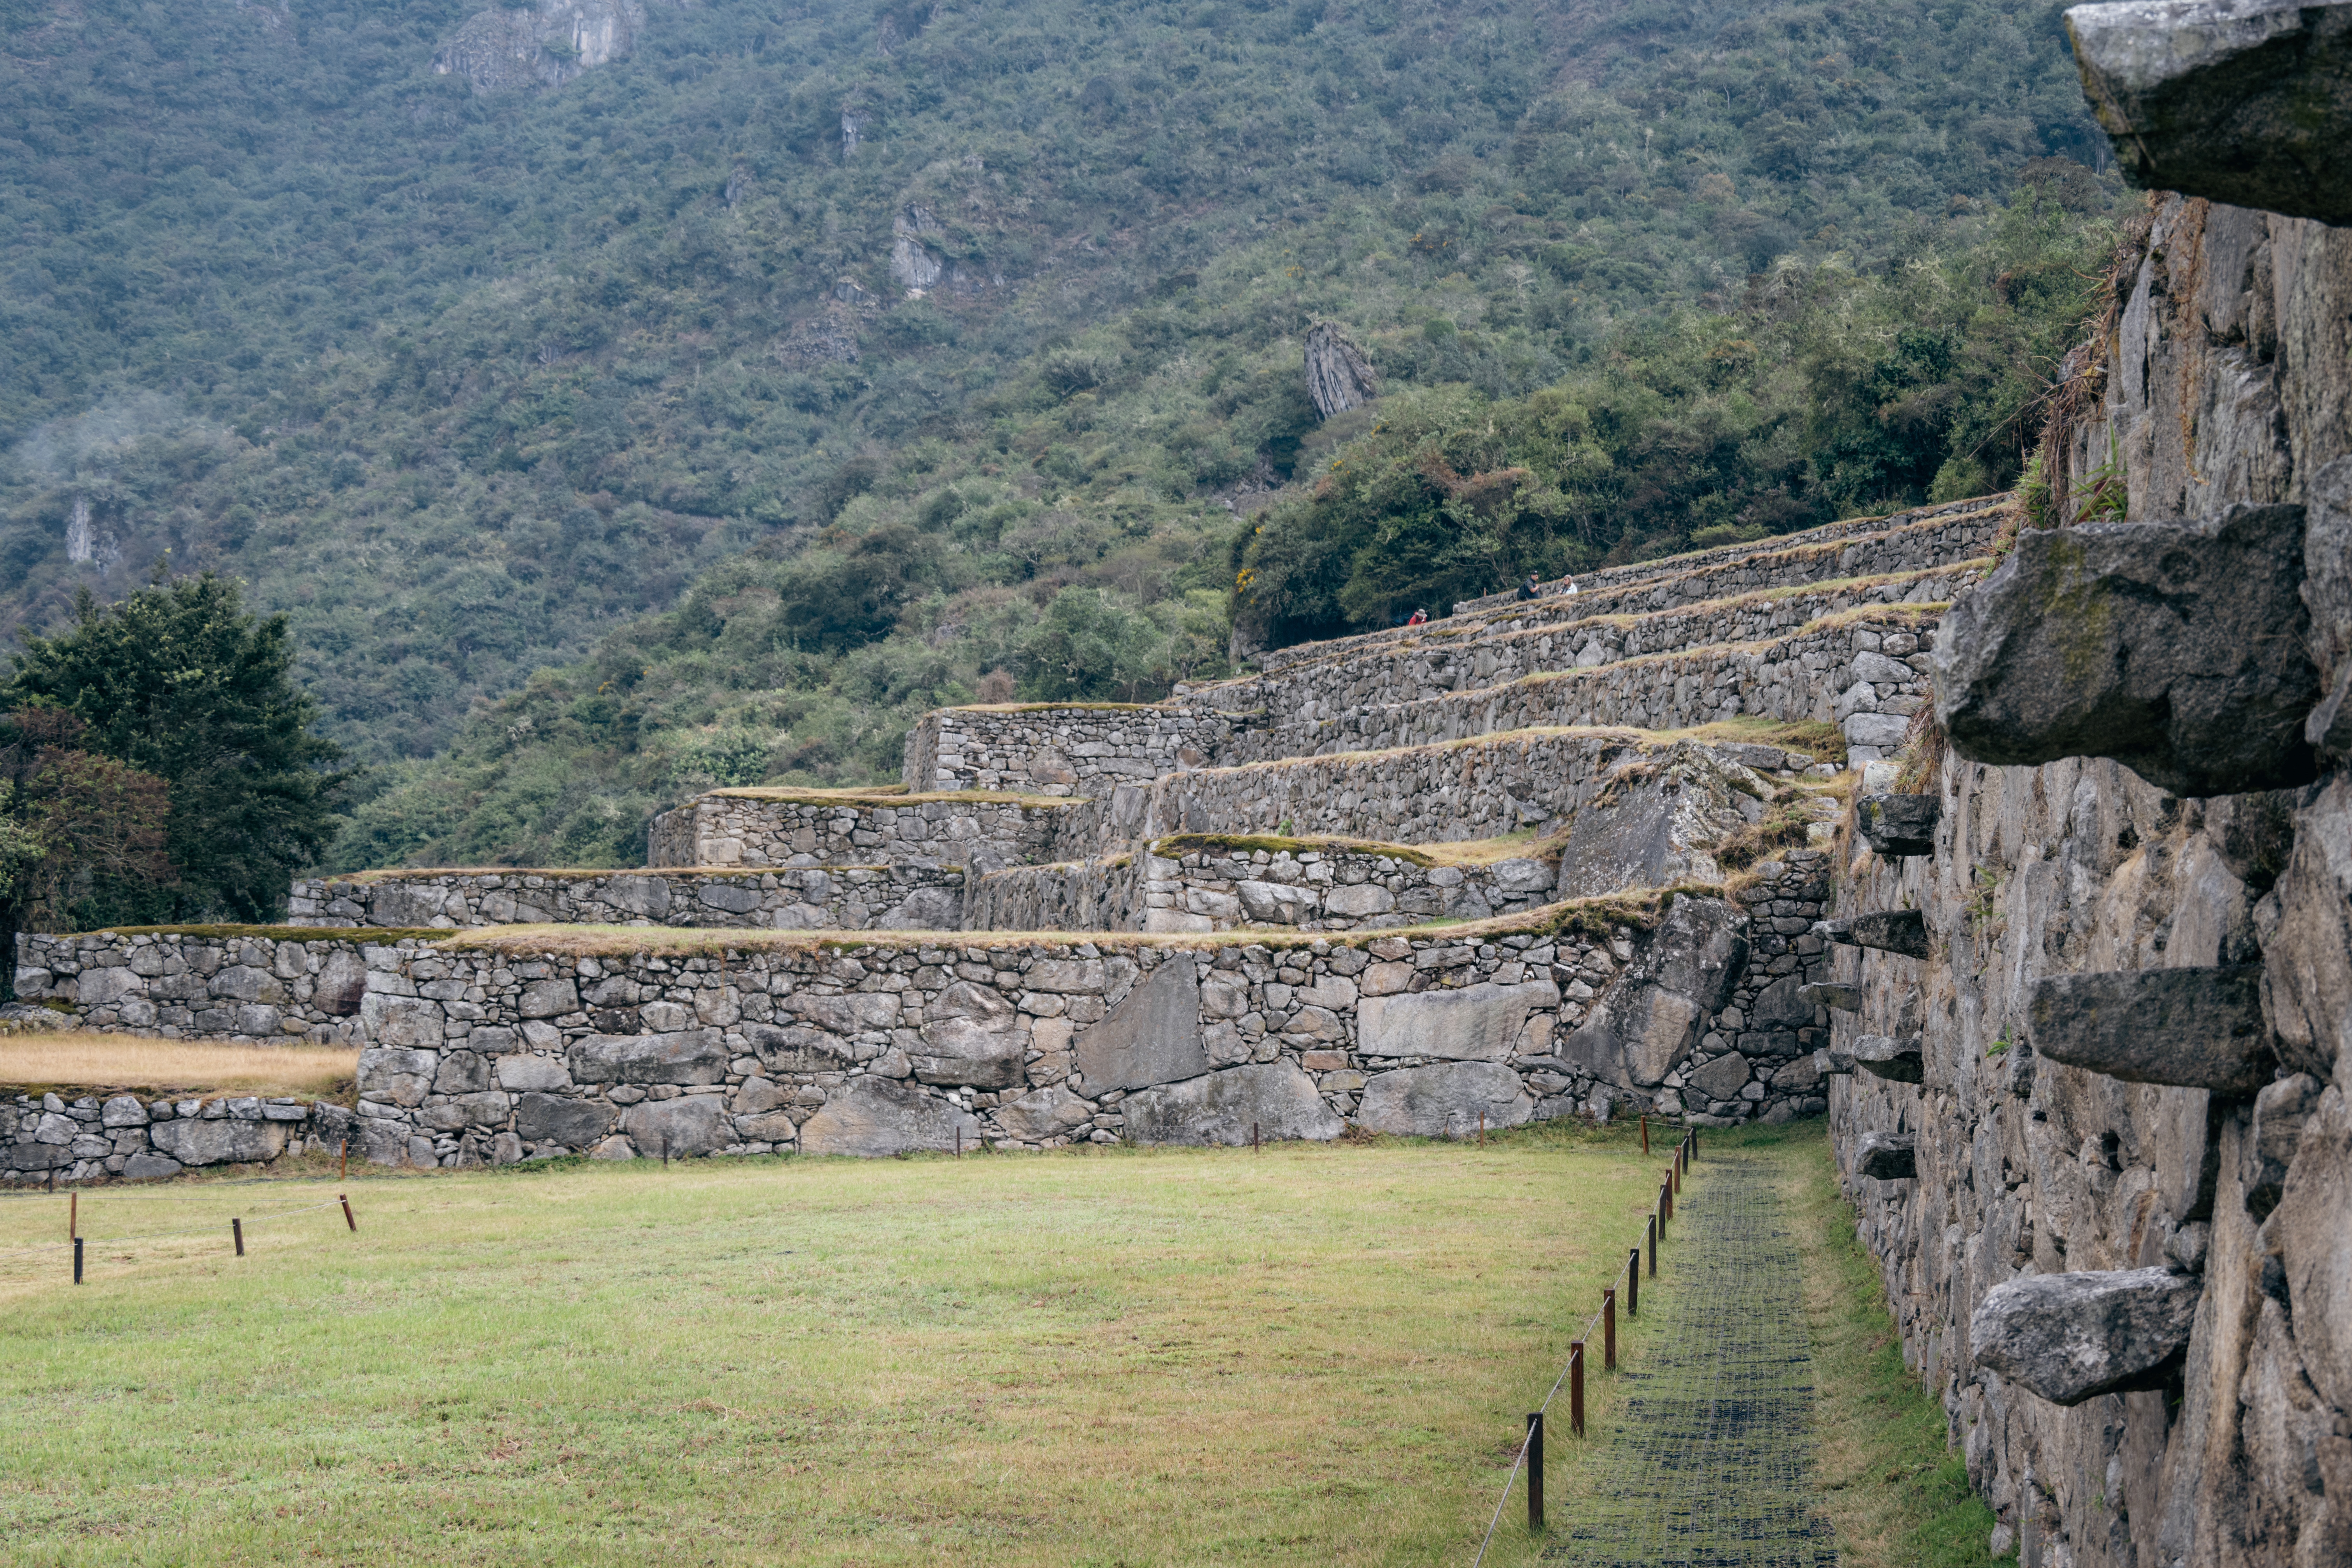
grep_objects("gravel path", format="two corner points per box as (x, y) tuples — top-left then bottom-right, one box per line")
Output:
(1543, 1156), (1836, 1566)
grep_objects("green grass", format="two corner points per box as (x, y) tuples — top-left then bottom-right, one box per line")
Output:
(0, 1124), (1690, 1566)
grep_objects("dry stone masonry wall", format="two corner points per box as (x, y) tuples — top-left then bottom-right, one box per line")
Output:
(290, 866), (965, 933)
(2, 1089), (356, 1184)
(903, 705), (1234, 795)
(648, 791), (1067, 870)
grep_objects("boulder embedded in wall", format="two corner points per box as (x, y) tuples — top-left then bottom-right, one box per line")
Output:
(1354, 1061), (1533, 1138)
(149, 1116), (289, 1168)
(1846, 908), (1930, 958)
(1684, 1052), (1750, 1102)
(1552, 745), (1766, 897)
(797, 1076), (980, 1158)
(1642, 896), (1752, 1010)
(315, 950), (368, 1016)
(1119, 1061), (1344, 1146)
(569, 1030), (730, 1087)
(1855, 793), (1941, 856)
(1856, 1132), (1918, 1180)
(2066, 0), (2352, 225)
(1073, 958), (1207, 1092)
(913, 981), (1027, 1089)
(1799, 981), (1861, 1013)
(2026, 966), (2273, 1092)
(620, 1096), (734, 1158)
(877, 886), (962, 930)
(995, 1083), (1096, 1143)
(1358, 980), (1560, 1061)
(744, 1022), (857, 1074)
(1932, 504), (2320, 796)
(357, 1047), (438, 1107)
(1561, 896), (1748, 1088)
(1970, 1265), (2203, 1404)
(513, 1092), (615, 1148)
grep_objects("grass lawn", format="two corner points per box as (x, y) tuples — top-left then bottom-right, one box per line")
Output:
(0, 1120), (1994, 1566)
(0, 1124), (1687, 1566)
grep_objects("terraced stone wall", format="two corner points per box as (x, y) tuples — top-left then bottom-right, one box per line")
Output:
(648, 792), (1066, 870)
(2, 1090), (356, 1184)
(14, 931), (378, 1044)
(1214, 612), (1941, 767)
(19, 899), (1833, 1165)
(966, 841), (1560, 934)
(290, 866), (965, 933)
(902, 705), (1233, 795)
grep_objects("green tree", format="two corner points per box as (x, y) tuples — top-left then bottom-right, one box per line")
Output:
(7, 576), (346, 924)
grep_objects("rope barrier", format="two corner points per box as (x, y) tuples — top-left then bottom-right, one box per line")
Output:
(0, 1197), (357, 1269)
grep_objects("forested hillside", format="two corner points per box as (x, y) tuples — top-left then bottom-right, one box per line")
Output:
(0, 0), (2123, 873)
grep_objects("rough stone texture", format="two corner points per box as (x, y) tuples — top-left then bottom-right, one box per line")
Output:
(1553, 744), (1772, 897)
(1071, 957), (1206, 1093)
(1857, 1132), (1918, 1180)
(1118, 1061), (1343, 1146)
(1358, 980), (1560, 1062)
(1856, 793), (1941, 856)
(431, 0), (679, 93)
(1846, 909), (1930, 958)
(647, 791), (1066, 872)
(1933, 504), (2320, 796)
(0, 1090), (348, 1183)
(2027, 966), (2275, 1092)
(903, 706), (1233, 796)
(796, 1076), (980, 1158)
(1853, 1033), (1926, 1083)
(1354, 1061), (1533, 1138)
(290, 865), (966, 933)
(2067, 0), (2352, 225)
(1971, 1266), (2204, 1405)
(1303, 322), (1378, 420)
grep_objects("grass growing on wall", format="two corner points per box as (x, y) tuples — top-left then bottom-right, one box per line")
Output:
(0, 1034), (358, 1099)
(0, 1124), (1684, 1566)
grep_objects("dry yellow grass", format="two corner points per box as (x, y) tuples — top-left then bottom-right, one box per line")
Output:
(0, 1032), (356, 1098)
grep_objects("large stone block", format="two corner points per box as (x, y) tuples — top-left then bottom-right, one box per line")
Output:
(2260, 777), (2352, 1082)
(1354, 1061), (1533, 1138)
(1853, 1034), (1925, 1083)
(995, 1083), (1096, 1142)
(620, 1096), (733, 1157)
(569, 1030), (730, 1086)
(743, 1023), (857, 1073)
(360, 993), (444, 1047)
(797, 1076), (980, 1157)
(356, 1047), (438, 1107)
(513, 1092), (614, 1148)
(1119, 1061), (1344, 1146)
(1358, 980), (1559, 1061)
(2066, 0), (2352, 225)
(495, 1054), (572, 1092)
(1932, 504), (2320, 796)
(912, 981), (1027, 1089)
(1847, 909), (1930, 958)
(149, 1116), (289, 1167)
(1855, 793), (1940, 856)
(1552, 744), (1763, 896)
(2271, 1086), (2352, 1414)
(1073, 958), (1207, 1092)
(1970, 1266), (2202, 1404)
(2026, 966), (2273, 1093)
(1856, 1132), (1917, 1180)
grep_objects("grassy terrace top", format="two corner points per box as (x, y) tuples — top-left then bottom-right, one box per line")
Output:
(698, 786), (1083, 808)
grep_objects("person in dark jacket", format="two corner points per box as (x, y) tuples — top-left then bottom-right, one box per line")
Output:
(1516, 573), (1542, 601)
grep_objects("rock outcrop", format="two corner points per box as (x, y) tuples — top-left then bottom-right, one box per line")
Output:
(1303, 322), (1377, 420)
(432, 0), (678, 92)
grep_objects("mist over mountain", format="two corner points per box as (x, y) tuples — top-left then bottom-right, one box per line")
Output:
(0, 0), (2121, 868)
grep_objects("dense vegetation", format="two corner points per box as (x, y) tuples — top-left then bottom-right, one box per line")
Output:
(0, 0), (2123, 873)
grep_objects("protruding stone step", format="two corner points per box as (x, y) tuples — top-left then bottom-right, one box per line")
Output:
(2025, 966), (2274, 1093)
(1856, 1132), (1917, 1179)
(1817, 909), (1930, 959)
(2067, 0), (2352, 226)
(1855, 793), (1940, 856)
(1970, 1266), (2203, 1404)
(1801, 982), (1864, 1013)
(1853, 1033), (1925, 1082)
(1932, 504), (2320, 796)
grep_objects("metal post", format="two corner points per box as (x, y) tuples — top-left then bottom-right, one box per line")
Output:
(340, 1195), (357, 1232)
(232, 1218), (244, 1257)
(1570, 1342), (1585, 1437)
(74, 1236), (83, 1285)
(1647, 1213), (1657, 1277)
(1526, 1412), (1545, 1532)
(1628, 1248), (1640, 1315)
(1640, 1114), (1649, 1155)
(1604, 1286), (1617, 1370)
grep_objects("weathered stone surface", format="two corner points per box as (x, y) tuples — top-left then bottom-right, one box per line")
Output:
(149, 1116), (289, 1167)
(569, 1029), (730, 1086)
(356, 1047), (437, 1107)
(913, 980), (1027, 1088)
(513, 1092), (615, 1147)
(1932, 505), (2320, 796)
(1685, 1052), (1751, 1101)
(1552, 744), (1765, 896)
(99, 1093), (148, 1128)
(995, 1083), (1095, 1142)
(121, 1152), (182, 1181)
(2271, 1086), (2352, 1416)
(1073, 958), (1206, 1092)
(797, 1076), (980, 1157)
(2260, 777), (2352, 1082)
(743, 1022), (856, 1073)
(1857, 1132), (1918, 1180)
(315, 950), (368, 1015)
(2067, 0), (2352, 225)
(1119, 1061), (1344, 1146)
(495, 1054), (573, 1092)
(620, 1096), (733, 1157)
(1853, 1034), (1925, 1083)
(1847, 908), (1930, 958)
(1304, 320), (1378, 419)
(1354, 1061), (1533, 1138)
(1971, 1266), (2202, 1404)
(1855, 792), (1941, 856)
(1799, 982), (1861, 1013)
(2026, 966), (2273, 1092)
(1358, 980), (1559, 1061)
(2244, 1072), (2323, 1219)
(360, 994), (444, 1047)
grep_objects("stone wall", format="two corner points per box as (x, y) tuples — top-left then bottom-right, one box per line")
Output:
(902, 705), (1234, 795)
(1212, 611), (1940, 769)
(289, 866), (965, 933)
(2, 1090), (356, 1183)
(15, 891), (1832, 1168)
(647, 790), (1068, 871)
(14, 931), (380, 1044)
(965, 840), (1561, 934)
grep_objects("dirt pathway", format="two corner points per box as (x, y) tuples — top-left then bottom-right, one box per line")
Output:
(1543, 1155), (1837, 1566)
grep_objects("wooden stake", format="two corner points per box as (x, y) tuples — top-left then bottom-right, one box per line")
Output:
(1603, 1286), (1617, 1371)
(1628, 1248), (1640, 1315)
(1253, 1121), (1260, 1153)
(1647, 1213), (1657, 1277)
(231, 1218), (244, 1257)
(1569, 1342), (1585, 1437)
(1526, 1412), (1545, 1533)
(340, 1194), (357, 1232)
(73, 1236), (83, 1286)
(1640, 1114), (1649, 1155)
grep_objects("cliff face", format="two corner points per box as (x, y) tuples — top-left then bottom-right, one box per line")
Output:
(1831, 102), (2352, 1568)
(432, 0), (684, 93)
